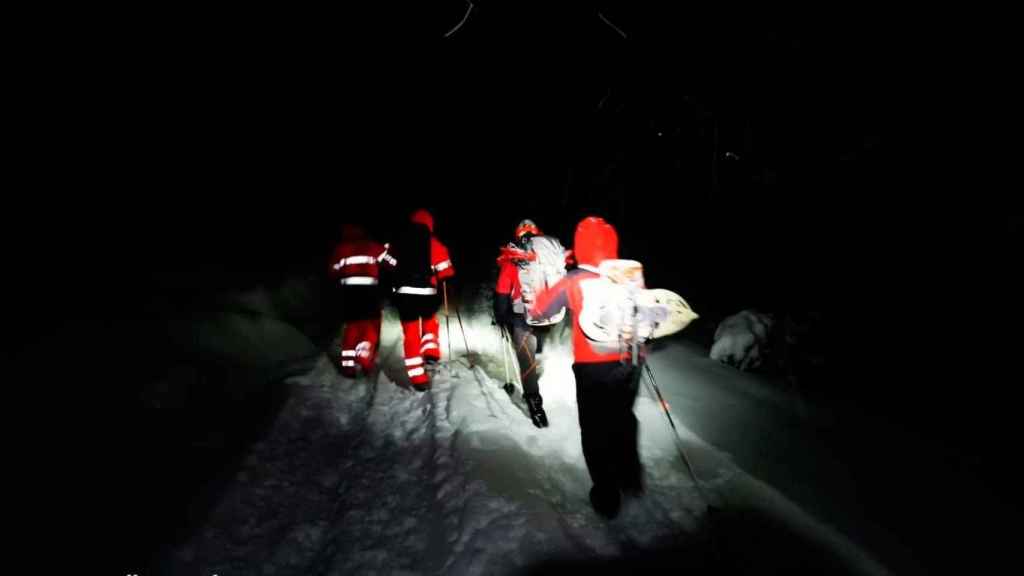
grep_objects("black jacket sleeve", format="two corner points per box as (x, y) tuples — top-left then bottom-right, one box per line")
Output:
(493, 291), (512, 324)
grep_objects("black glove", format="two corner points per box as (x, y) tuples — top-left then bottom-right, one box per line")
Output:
(493, 292), (513, 334)
(492, 312), (514, 337)
(501, 315), (516, 337)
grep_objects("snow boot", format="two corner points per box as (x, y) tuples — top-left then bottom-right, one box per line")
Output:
(410, 372), (431, 392)
(620, 464), (645, 497)
(589, 485), (621, 519)
(524, 393), (549, 428)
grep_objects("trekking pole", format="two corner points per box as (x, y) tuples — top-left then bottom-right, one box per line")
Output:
(443, 280), (453, 362)
(493, 315), (502, 370)
(501, 326), (510, 382)
(501, 326), (512, 391)
(501, 327), (519, 396)
(642, 361), (713, 506)
(453, 300), (474, 367)
(507, 327), (525, 392)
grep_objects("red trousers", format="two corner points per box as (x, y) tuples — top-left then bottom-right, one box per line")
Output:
(400, 315), (441, 385)
(339, 316), (382, 377)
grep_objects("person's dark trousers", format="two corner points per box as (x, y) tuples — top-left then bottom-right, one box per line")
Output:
(572, 361), (643, 496)
(510, 316), (549, 397)
(341, 285), (383, 322)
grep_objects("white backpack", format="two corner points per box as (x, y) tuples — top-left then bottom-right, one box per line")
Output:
(579, 259), (698, 360)
(515, 235), (567, 326)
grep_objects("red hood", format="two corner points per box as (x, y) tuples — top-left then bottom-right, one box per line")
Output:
(574, 216), (618, 267)
(410, 209), (434, 232)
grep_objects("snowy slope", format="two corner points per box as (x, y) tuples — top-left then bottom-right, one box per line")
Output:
(158, 304), (886, 576)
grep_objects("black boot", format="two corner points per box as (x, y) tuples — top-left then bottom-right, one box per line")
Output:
(523, 393), (549, 428)
(589, 485), (621, 519)
(620, 464), (645, 497)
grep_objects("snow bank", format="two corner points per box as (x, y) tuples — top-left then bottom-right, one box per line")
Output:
(709, 309), (775, 371)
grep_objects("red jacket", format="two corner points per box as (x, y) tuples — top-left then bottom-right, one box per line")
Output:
(531, 267), (627, 363)
(530, 216), (624, 363)
(428, 236), (455, 287)
(495, 244), (533, 306)
(496, 258), (521, 302)
(404, 209), (455, 289)
(329, 239), (391, 286)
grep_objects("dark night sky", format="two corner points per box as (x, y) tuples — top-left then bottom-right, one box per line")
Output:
(17, 5), (1013, 381)
(50, 4), (879, 314)
(21, 4), (1016, 409)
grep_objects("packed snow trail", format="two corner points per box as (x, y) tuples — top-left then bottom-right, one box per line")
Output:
(162, 308), (722, 575)
(162, 306), (886, 575)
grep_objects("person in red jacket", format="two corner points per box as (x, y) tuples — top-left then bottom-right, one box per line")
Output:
(328, 223), (395, 378)
(494, 218), (552, 428)
(390, 209), (455, 391)
(529, 216), (643, 519)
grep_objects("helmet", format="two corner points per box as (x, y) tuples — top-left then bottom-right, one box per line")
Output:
(514, 219), (541, 249)
(516, 217), (540, 239)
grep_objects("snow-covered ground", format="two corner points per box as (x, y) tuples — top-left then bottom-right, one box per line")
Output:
(709, 309), (774, 372)
(150, 294), (885, 576)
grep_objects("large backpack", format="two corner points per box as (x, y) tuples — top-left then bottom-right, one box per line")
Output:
(578, 259), (698, 361)
(391, 222), (434, 289)
(516, 235), (567, 326)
